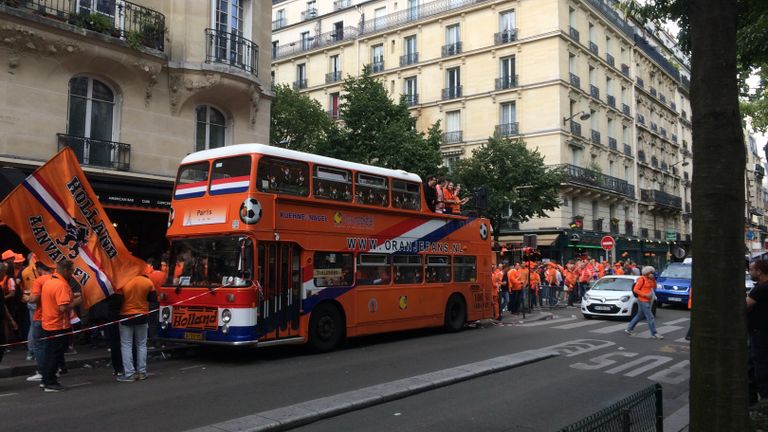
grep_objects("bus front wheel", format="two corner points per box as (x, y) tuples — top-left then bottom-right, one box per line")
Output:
(444, 294), (467, 332)
(309, 303), (344, 352)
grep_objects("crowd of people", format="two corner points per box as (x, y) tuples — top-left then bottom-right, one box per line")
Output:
(0, 251), (163, 392)
(423, 176), (470, 214)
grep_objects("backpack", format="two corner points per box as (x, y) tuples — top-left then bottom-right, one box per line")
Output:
(632, 277), (645, 298)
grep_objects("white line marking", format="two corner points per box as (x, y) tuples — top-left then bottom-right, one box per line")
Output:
(180, 364), (205, 371)
(519, 317), (576, 327)
(67, 382), (92, 388)
(0, 393), (18, 397)
(663, 318), (690, 325)
(674, 337), (690, 343)
(636, 325), (684, 338)
(590, 322), (646, 334)
(552, 320), (605, 329)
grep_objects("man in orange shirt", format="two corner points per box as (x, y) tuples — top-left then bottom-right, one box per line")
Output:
(507, 264), (521, 314)
(40, 260), (80, 392)
(25, 262), (53, 383)
(492, 264), (503, 320)
(117, 274), (157, 382)
(20, 253), (38, 361)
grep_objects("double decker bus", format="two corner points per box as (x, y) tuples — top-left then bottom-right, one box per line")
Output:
(157, 144), (494, 351)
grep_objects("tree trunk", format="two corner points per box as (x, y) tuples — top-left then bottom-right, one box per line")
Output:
(690, 0), (748, 430)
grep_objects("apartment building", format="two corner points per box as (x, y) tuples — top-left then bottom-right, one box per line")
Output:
(271, 0), (692, 266)
(0, 0), (272, 257)
(745, 132), (767, 253)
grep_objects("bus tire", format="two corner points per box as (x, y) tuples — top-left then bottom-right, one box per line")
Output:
(309, 302), (344, 352)
(443, 294), (467, 332)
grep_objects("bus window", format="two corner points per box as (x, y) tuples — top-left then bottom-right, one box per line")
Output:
(392, 180), (421, 211)
(454, 256), (477, 282)
(313, 252), (354, 287)
(257, 156), (309, 196)
(313, 165), (352, 202)
(393, 255), (422, 284)
(166, 236), (253, 287)
(426, 255), (451, 283)
(174, 162), (209, 199)
(210, 156), (251, 195)
(355, 173), (389, 207)
(356, 254), (390, 285)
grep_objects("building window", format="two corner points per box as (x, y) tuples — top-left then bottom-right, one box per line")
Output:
(498, 56), (516, 88)
(66, 76), (117, 167)
(444, 67), (461, 99)
(195, 105), (226, 151)
(407, 0), (419, 20)
(445, 110), (461, 143)
(372, 44), (384, 72)
(328, 93), (339, 118)
(295, 63), (307, 89)
(443, 155), (460, 173)
(271, 40), (278, 58)
(443, 24), (461, 56)
(301, 31), (311, 50)
(402, 35), (418, 65)
(404, 76), (418, 105)
(374, 7), (386, 30)
(498, 102), (517, 136)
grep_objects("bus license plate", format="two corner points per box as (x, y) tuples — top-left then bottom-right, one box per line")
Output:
(184, 332), (204, 341)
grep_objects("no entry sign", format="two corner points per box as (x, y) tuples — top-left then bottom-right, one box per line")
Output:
(601, 235), (615, 251)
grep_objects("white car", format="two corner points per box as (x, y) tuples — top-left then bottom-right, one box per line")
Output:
(581, 275), (657, 320)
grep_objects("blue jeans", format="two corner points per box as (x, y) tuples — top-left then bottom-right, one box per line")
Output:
(31, 320), (45, 372)
(627, 301), (657, 335)
(498, 291), (509, 316)
(120, 323), (148, 376)
(26, 305), (35, 356)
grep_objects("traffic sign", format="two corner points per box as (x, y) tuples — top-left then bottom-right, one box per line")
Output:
(601, 235), (615, 251)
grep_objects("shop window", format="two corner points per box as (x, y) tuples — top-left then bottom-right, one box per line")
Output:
(210, 156), (251, 195)
(393, 255), (422, 284)
(257, 156), (309, 196)
(174, 162), (210, 199)
(454, 256), (477, 282)
(355, 173), (389, 207)
(392, 179), (421, 210)
(313, 165), (352, 202)
(426, 255), (451, 283)
(356, 254), (391, 285)
(313, 252), (354, 287)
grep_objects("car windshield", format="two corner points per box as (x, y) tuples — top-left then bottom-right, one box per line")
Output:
(592, 278), (635, 291)
(660, 264), (691, 279)
(166, 236), (253, 288)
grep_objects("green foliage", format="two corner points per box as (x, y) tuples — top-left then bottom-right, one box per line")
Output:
(269, 84), (335, 153)
(69, 12), (115, 35)
(126, 30), (143, 50)
(453, 135), (563, 239)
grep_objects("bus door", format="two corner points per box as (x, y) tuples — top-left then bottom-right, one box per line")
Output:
(257, 242), (301, 338)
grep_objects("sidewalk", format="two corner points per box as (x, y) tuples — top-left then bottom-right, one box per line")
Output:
(0, 341), (195, 379)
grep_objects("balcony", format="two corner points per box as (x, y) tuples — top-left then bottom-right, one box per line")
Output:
(443, 131), (463, 144)
(442, 42), (462, 57)
(621, 63), (630, 77)
(404, 93), (419, 106)
(496, 122), (519, 137)
(570, 121), (583, 137)
(607, 95), (616, 108)
(659, 93), (666, 104)
(333, 0), (351, 10)
(272, 18), (286, 30)
(205, 29), (259, 76)
(495, 75), (518, 90)
(58, 133), (130, 171)
(636, 77), (645, 88)
(606, 53), (615, 67)
(622, 103), (631, 116)
(556, 164), (635, 198)
(682, 110), (688, 120)
(273, 26), (359, 59)
(569, 73), (581, 88)
(442, 85), (462, 100)
(494, 29), (518, 45)
(589, 41), (599, 55)
(608, 137), (617, 151)
(325, 71), (342, 83)
(650, 87), (657, 97)
(641, 228), (649, 238)
(399, 52), (419, 66)
(590, 84), (600, 100)
(651, 156), (659, 168)
(660, 127), (667, 138)
(638, 150), (646, 163)
(372, 61), (385, 73)
(591, 129), (601, 145)
(684, 171), (690, 181)
(624, 144), (632, 156)
(637, 113), (645, 124)
(593, 219), (604, 232)
(671, 102), (677, 112)
(660, 161), (668, 172)
(681, 76), (691, 90)
(610, 221), (620, 234)
(625, 221), (634, 236)
(293, 79), (308, 90)
(569, 26), (580, 41)
(2, 0), (166, 51)
(302, 8), (318, 21)
(641, 189), (683, 210)
(360, 0), (491, 34)
(651, 122), (658, 132)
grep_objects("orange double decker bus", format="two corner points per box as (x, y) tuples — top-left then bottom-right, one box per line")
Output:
(157, 144), (494, 351)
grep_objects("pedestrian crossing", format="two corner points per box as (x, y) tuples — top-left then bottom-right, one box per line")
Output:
(514, 316), (690, 337)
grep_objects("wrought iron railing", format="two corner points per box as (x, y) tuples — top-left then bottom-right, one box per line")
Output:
(494, 28), (517, 44)
(636, 77), (644, 88)
(624, 144), (632, 156)
(442, 131), (463, 144)
(570, 121), (582, 137)
(57, 133), (130, 171)
(496, 122), (519, 137)
(495, 75), (518, 90)
(273, 26), (358, 59)
(442, 85), (462, 100)
(293, 79), (307, 90)
(272, 18), (286, 30)
(569, 26), (580, 41)
(608, 137), (617, 151)
(593, 219), (604, 232)
(205, 29), (259, 76)
(403, 93), (419, 106)
(589, 41), (599, 55)
(590, 84), (600, 99)
(606, 53), (615, 67)
(442, 41), (462, 57)
(570, 73), (581, 88)
(623, 103), (631, 116)
(641, 189), (683, 209)
(555, 164), (635, 198)
(625, 221), (634, 236)
(591, 129), (601, 145)
(372, 61), (385, 73)
(607, 95), (616, 108)
(621, 63), (630, 77)
(360, 0), (489, 34)
(333, 0), (351, 10)
(326, 71), (342, 83)
(301, 7), (318, 21)
(400, 52), (419, 66)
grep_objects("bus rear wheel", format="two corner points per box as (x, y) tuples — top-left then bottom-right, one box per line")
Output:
(309, 303), (344, 352)
(444, 294), (467, 332)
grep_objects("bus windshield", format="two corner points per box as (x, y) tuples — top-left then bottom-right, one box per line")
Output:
(167, 236), (253, 288)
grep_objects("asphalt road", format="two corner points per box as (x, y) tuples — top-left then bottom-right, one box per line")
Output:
(0, 306), (691, 432)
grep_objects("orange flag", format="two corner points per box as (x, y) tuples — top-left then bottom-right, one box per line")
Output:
(0, 147), (145, 307)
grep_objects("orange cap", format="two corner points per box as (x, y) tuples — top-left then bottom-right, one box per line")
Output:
(14, 253), (24, 264)
(1, 249), (16, 261)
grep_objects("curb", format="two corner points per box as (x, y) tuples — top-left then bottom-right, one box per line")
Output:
(188, 349), (559, 432)
(663, 403), (689, 432)
(0, 344), (196, 379)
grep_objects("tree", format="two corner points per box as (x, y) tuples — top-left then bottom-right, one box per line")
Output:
(270, 84), (335, 153)
(316, 66), (442, 179)
(453, 135), (562, 242)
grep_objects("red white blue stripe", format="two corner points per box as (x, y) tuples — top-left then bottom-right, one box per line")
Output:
(209, 175), (250, 195)
(22, 173), (114, 297)
(174, 180), (207, 199)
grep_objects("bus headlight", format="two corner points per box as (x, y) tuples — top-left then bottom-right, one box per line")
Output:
(221, 309), (232, 324)
(161, 307), (171, 321)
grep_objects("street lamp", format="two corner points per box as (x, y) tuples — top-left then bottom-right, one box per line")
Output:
(670, 159), (690, 168)
(563, 110), (591, 125)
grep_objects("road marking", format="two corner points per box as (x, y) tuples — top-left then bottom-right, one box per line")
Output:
(552, 320), (604, 329)
(180, 364), (205, 371)
(674, 337), (690, 344)
(649, 360), (690, 385)
(605, 355), (674, 377)
(519, 317), (576, 327)
(571, 351), (638, 370)
(662, 318), (690, 325)
(0, 393), (18, 397)
(635, 325), (684, 338)
(537, 339), (616, 357)
(590, 322), (646, 334)
(68, 382), (92, 388)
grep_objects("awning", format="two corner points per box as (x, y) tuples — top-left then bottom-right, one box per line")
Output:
(497, 233), (561, 247)
(90, 179), (172, 210)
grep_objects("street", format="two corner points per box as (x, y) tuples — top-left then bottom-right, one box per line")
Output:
(0, 307), (690, 432)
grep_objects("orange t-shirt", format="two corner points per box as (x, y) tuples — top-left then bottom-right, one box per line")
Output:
(31, 274), (53, 322)
(120, 275), (156, 316)
(21, 264), (38, 293)
(2, 276), (15, 295)
(632, 276), (656, 303)
(41, 273), (72, 331)
(148, 270), (166, 290)
(443, 188), (460, 214)
(507, 269), (521, 291)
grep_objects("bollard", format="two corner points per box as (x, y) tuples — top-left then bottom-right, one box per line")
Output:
(655, 383), (664, 431)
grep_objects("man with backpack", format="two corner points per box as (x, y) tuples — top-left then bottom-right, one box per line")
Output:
(625, 266), (663, 339)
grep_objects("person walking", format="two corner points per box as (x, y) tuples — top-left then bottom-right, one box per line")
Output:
(40, 260), (80, 392)
(117, 273), (157, 382)
(747, 259), (768, 402)
(625, 266), (663, 339)
(24, 262), (53, 383)
(493, 264), (505, 320)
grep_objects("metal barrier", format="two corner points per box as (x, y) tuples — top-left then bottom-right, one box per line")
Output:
(559, 384), (663, 432)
